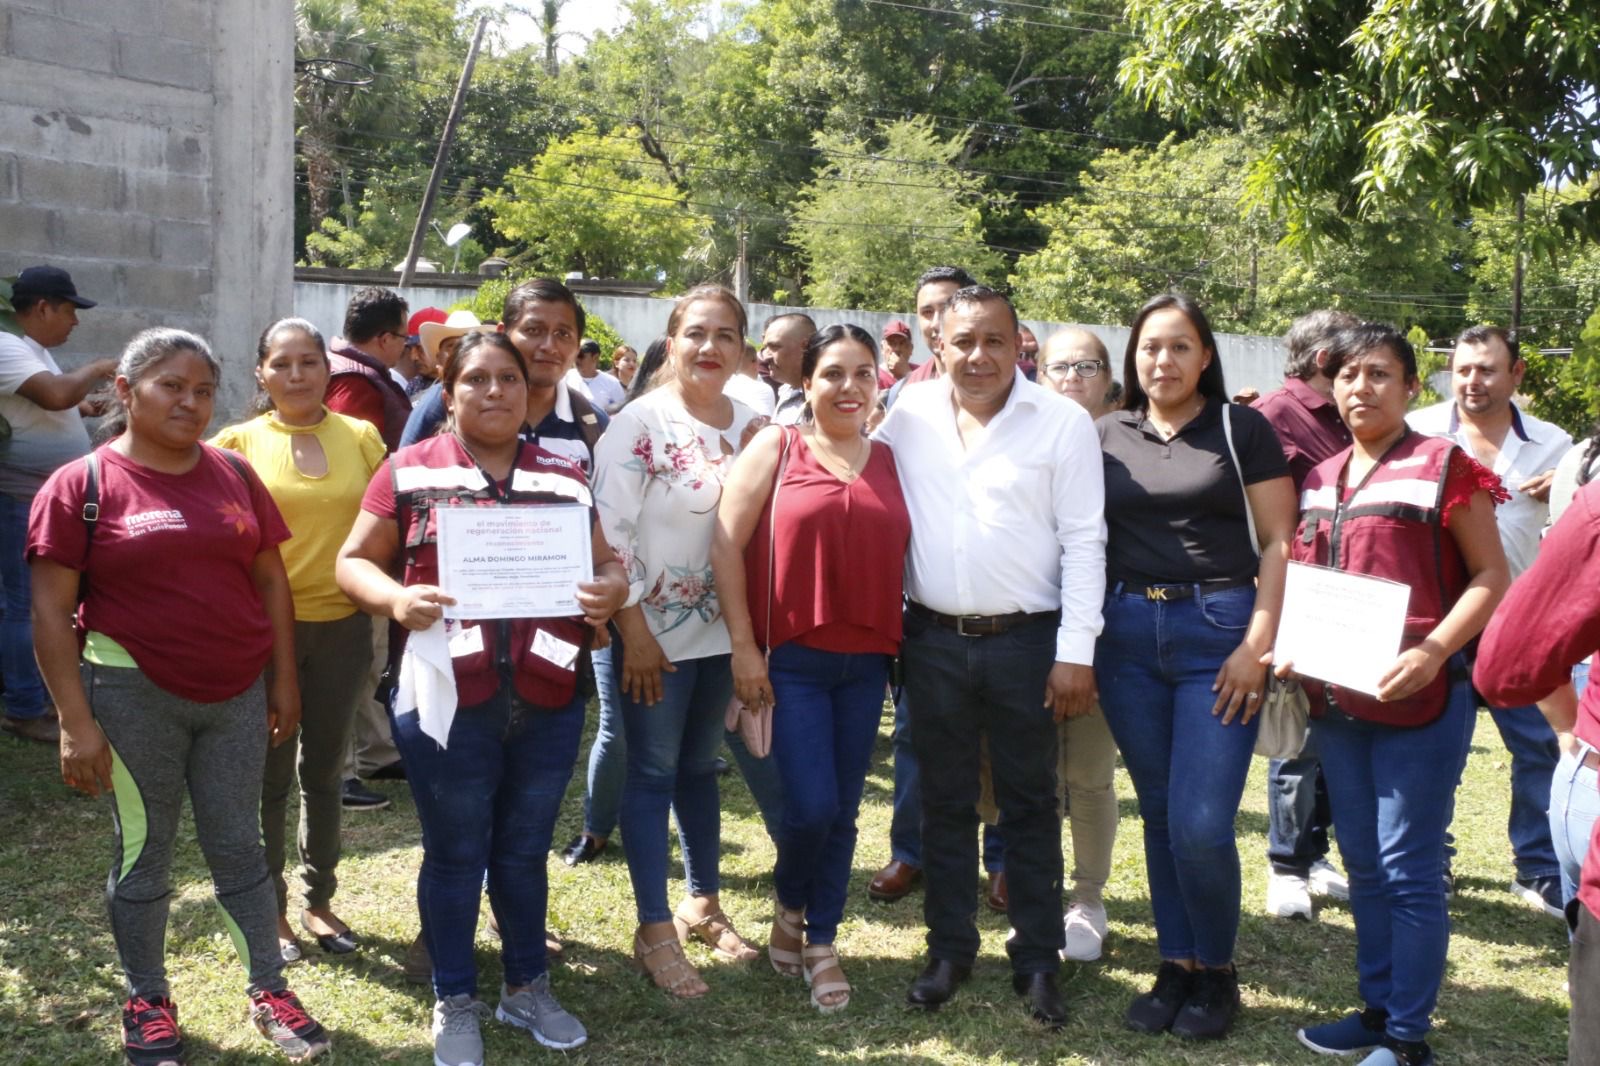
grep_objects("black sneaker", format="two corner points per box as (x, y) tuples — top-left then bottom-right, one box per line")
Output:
(1363, 1035), (1435, 1066)
(123, 995), (183, 1066)
(1125, 961), (1193, 1034)
(1511, 875), (1565, 919)
(341, 778), (390, 811)
(1170, 964), (1240, 1041)
(249, 988), (330, 1062)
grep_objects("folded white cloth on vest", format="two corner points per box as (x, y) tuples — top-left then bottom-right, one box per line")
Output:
(396, 618), (459, 748)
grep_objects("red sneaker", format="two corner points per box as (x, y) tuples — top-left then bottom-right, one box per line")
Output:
(123, 995), (183, 1066)
(248, 988), (330, 1062)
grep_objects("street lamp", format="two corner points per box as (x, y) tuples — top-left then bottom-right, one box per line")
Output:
(430, 221), (474, 272)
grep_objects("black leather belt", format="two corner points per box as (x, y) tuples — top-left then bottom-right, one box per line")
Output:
(1116, 576), (1256, 602)
(907, 601), (1058, 637)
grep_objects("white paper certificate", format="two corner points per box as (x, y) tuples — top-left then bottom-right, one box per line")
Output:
(1273, 561), (1410, 696)
(434, 504), (592, 620)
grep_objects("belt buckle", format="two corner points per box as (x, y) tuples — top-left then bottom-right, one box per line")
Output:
(1145, 585), (1169, 602)
(955, 615), (982, 638)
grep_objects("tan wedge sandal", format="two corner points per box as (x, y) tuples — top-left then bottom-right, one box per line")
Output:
(802, 942), (851, 1014)
(769, 903), (805, 978)
(673, 900), (759, 962)
(633, 926), (709, 999)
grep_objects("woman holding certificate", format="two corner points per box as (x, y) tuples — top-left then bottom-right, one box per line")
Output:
(711, 325), (911, 1013)
(1095, 293), (1295, 1041)
(592, 285), (768, 999)
(337, 331), (628, 1061)
(211, 318), (386, 964)
(1287, 324), (1508, 1066)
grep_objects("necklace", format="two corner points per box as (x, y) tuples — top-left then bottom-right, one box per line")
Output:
(808, 430), (868, 482)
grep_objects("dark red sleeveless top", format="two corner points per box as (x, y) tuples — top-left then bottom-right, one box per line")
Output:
(745, 428), (911, 655)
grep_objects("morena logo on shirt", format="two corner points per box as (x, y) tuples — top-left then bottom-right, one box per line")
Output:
(124, 509), (187, 537)
(217, 501), (259, 536)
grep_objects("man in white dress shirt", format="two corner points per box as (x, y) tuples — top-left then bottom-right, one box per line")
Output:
(1408, 324), (1570, 917)
(758, 312), (814, 425)
(875, 285), (1106, 1029)
(723, 341), (776, 418)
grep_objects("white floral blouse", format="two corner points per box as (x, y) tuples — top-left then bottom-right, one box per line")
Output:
(592, 385), (763, 662)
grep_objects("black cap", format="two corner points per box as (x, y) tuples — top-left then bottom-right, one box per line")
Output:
(12, 266), (97, 309)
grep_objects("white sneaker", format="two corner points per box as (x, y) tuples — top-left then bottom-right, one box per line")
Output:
(1061, 901), (1107, 962)
(1308, 858), (1350, 901)
(1267, 868), (1313, 919)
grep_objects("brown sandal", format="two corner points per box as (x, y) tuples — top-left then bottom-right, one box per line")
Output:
(802, 943), (851, 1014)
(769, 903), (805, 977)
(673, 902), (759, 962)
(633, 927), (708, 998)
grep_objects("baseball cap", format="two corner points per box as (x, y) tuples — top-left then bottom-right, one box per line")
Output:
(12, 265), (97, 309)
(406, 307), (448, 345)
(882, 319), (911, 340)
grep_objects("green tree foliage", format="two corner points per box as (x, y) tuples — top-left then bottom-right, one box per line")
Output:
(1466, 185), (1600, 346)
(483, 122), (704, 283)
(304, 182), (486, 270)
(790, 119), (1003, 309)
(1011, 131), (1468, 334)
(0, 276), (19, 338)
(1118, 1), (1600, 244)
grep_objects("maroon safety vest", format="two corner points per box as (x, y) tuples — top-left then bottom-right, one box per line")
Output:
(389, 432), (594, 710)
(329, 340), (414, 453)
(1292, 431), (1469, 727)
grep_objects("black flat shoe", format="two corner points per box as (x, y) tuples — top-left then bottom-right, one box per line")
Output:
(1126, 961), (1194, 1034)
(1013, 971), (1067, 1030)
(906, 958), (971, 1010)
(560, 834), (607, 866)
(301, 915), (359, 955)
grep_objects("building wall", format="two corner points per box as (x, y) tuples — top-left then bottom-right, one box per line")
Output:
(295, 280), (1291, 395)
(0, 0), (295, 416)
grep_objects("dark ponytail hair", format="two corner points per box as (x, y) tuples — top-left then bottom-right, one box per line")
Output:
(249, 317), (327, 415)
(1120, 292), (1226, 411)
(95, 328), (220, 443)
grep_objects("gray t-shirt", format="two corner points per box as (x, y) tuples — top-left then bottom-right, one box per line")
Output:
(0, 333), (93, 499)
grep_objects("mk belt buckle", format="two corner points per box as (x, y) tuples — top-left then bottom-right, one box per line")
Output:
(954, 615), (987, 637)
(1144, 586), (1170, 601)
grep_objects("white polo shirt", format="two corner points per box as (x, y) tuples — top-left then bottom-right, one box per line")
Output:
(1407, 400), (1573, 578)
(873, 370), (1107, 665)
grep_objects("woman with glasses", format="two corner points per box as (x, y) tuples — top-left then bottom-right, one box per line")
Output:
(1041, 328), (1119, 421)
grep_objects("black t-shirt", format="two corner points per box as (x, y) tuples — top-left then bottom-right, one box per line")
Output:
(1098, 398), (1289, 584)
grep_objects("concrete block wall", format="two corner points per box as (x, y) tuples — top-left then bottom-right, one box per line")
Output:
(295, 281), (1291, 396)
(0, 0), (295, 419)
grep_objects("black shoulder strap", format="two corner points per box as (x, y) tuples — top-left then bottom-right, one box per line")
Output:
(218, 448), (250, 484)
(81, 452), (100, 568)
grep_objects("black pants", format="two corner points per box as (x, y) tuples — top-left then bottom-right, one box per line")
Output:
(1573, 904), (1600, 1063)
(903, 611), (1063, 974)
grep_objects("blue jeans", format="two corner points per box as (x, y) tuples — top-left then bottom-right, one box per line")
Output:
(1485, 702), (1561, 880)
(1552, 740), (1600, 908)
(615, 642), (732, 925)
(767, 643), (887, 943)
(1315, 672), (1475, 1042)
(1096, 583), (1260, 967)
(0, 493), (46, 718)
(392, 686), (584, 998)
(903, 610), (1062, 973)
(581, 643), (626, 839)
(1266, 735), (1332, 874)
(888, 685), (1005, 873)
(724, 720), (786, 837)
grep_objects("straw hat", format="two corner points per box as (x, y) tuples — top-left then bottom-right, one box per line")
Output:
(418, 310), (484, 360)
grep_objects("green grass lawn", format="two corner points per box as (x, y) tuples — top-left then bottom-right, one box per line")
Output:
(0, 706), (1571, 1065)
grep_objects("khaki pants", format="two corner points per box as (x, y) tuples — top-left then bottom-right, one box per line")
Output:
(978, 705), (1119, 906)
(345, 615), (399, 778)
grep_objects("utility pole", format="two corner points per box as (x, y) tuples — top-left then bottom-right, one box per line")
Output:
(400, 14), (488, 289)
(1511, 194), (1525, 340)
(733, 209), (749, 306)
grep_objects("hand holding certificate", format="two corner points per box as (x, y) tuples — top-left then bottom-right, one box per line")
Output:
(435, 504), (593, 620)
(1274, 561), (1410, 697)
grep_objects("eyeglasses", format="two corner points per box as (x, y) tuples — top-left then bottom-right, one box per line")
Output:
(1043, 360), (1103, 380)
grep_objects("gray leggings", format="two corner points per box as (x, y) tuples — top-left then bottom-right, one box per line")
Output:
(91, 664), (285, 999)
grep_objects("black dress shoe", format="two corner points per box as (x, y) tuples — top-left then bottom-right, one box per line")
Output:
(301, 914), (359, 955)
(906, 958), (971, 1009)
(560, 834), (607, 866)
(1013, 971), (1067, 1030)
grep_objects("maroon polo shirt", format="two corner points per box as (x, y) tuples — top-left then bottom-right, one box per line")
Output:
(1476, 481), (1600, 922)
(1251, 376), (1351, 493)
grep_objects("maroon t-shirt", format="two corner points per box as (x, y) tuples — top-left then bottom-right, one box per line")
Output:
(1251, 376), (1351, 494)
(28, 444), (292, 702)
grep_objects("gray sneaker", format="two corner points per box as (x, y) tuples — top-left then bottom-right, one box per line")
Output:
(496, 976), (588, 1050)
(432, 995), (490, 1066)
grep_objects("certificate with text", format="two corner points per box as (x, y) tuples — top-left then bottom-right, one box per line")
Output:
(435, 505), (592, 620)
(1274, 561), (1410, 697)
